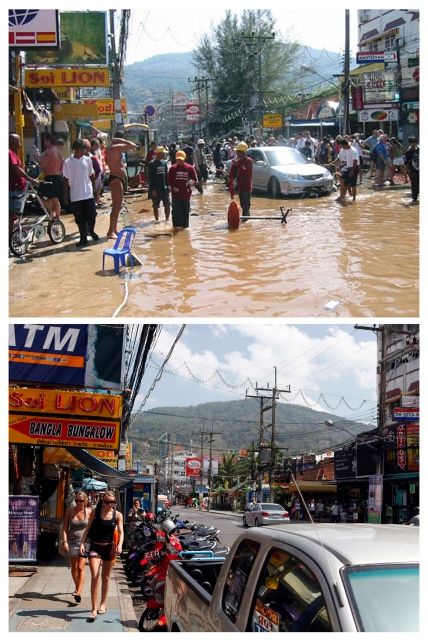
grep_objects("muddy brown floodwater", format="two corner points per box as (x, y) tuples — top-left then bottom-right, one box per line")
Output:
(9, 180), (418, 318)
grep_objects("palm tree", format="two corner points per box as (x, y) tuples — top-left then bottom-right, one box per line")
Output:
(216, 452), (251, 489)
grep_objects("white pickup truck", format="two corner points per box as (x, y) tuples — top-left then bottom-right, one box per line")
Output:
(164, 523), (419, 633)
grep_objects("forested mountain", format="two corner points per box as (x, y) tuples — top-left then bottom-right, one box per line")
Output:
(129, 399), (374, 461)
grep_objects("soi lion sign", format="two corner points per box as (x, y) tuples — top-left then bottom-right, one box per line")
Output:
(9, 387), (121, 450)
(25, 67), (110, 88)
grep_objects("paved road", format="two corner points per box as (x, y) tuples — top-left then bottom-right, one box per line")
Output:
(124, 508), (242, 625)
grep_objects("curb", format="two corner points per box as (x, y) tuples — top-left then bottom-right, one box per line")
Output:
(114, 557), (139, 632)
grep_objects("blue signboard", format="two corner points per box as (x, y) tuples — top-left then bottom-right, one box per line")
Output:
(9, 324), (88, 386)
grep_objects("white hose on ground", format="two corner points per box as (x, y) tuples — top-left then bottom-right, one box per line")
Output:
(112, 281), (129, 317)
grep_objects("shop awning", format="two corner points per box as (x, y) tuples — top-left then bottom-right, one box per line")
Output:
(65, 447), (132, 489)
(385, 387), (402, 403)
(407, 381), (419, 395)
(276, 480), (337, 493)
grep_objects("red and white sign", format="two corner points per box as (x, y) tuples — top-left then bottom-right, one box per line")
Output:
(393, 407), (419, 422)
(185, 457), (202, 477)
(186, 103), (200, 122)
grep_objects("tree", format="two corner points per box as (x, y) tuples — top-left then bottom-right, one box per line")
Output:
(216, 452), (251, 489)
(193, 9), (299, 134)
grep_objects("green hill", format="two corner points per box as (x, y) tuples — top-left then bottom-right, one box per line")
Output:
(128, 399), (374, 461)
(123, 46), (344, 113)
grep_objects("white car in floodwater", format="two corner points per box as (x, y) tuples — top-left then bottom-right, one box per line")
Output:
(225, 146), (334, 197)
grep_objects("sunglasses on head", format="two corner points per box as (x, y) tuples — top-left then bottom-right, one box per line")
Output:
(75, 499), (85, 503)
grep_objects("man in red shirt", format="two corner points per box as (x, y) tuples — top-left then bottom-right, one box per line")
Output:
(9, 133), (38, 229)
(228, 141), (253, 217)
(167, 150), (198, 230)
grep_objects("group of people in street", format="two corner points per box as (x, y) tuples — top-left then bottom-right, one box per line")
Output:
(61, 490), (124, 622)
(9, 126), (419, 250)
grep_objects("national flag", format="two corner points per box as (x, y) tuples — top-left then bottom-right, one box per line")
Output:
(15, 31), (36, 45)
(36, 32), (56, 44)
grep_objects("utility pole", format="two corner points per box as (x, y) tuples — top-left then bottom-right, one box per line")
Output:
(241, 32), (275, 131)
(193, 422), (221, 512)
(246, 369), (290, 502)
(188, 76), (213, 138)
(109, 10), (130, 135)
(342, 9), (351, 136)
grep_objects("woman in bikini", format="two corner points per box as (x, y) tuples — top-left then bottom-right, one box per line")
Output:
(61, 491), (92, 603)
(79, 490), (124, 621)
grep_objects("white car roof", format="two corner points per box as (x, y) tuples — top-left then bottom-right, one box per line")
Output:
(250, 523), (419, 566)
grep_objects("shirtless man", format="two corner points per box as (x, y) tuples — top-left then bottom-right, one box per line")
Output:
(105, 136), (138, 239)
(36, 135), (64, 218)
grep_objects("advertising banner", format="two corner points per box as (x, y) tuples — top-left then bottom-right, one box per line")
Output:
(358, 108), (399, 123)
(362, 70), (397, 104)
(83, 98), (127, 119)
(9, 324), (124, 389)
(367, 475), (383, 524)
(25, 67), (110, 88)
(186, 104), (200, 122)
(185, 458), (202, 477)
(406, 424), (419, 471)
(9, 324), (88, 386)
(262, 113), (283, 129)
(53, 102), (100, 120)
(334, 446), (356, 479)
(9, 9), (59, 49)
(26, 11), (108, 65)
(9, 414), (120, 450)
(202, 456), (219, 475)
(9, 496), (39, 563)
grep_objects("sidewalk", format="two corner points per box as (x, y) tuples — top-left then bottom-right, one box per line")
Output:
(9, 555), (138, 632)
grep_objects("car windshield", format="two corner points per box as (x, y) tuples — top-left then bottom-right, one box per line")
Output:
(262, 148), (309, 166)
(343, 564), (419, 632)
(261, 504), (284, 511)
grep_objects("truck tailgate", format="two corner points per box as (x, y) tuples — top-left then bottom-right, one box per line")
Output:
(165, 559), (223, 632)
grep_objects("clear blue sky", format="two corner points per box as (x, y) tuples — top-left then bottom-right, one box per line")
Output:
(135, 323), (378, 423)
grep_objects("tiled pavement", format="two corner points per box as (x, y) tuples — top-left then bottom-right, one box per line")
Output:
(9, 555), (138, 632)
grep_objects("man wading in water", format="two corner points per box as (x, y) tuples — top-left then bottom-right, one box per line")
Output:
(105, 135), (138, 239)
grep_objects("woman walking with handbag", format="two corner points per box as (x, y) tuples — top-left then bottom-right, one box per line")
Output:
(79, 490), (124, 621)
(61, 491), (92, 603)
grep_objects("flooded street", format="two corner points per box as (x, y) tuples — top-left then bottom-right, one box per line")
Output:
(9, 179), (418, 318)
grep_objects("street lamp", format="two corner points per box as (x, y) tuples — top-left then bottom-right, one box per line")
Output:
(301, 65), (343, 135)
(300, 65), (339, 89)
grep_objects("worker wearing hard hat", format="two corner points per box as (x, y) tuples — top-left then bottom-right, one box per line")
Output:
(167, 150), (198, 230)
(148, 146), (170, 222)
(228, 141), (253, 218)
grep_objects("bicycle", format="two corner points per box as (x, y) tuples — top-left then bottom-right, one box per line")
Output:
(9, 181), (66, 257)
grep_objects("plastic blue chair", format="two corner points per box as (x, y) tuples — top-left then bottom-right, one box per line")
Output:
(102, 227), (137, 274)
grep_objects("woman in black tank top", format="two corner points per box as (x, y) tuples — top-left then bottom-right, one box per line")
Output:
(80, 490), (124, 621)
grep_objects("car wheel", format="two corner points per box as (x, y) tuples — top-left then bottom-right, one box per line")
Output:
(268, 177), (281, 198)
(243, 517), (248, 527)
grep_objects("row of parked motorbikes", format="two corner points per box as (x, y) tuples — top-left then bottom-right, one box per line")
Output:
(123, 510), (229, 632)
